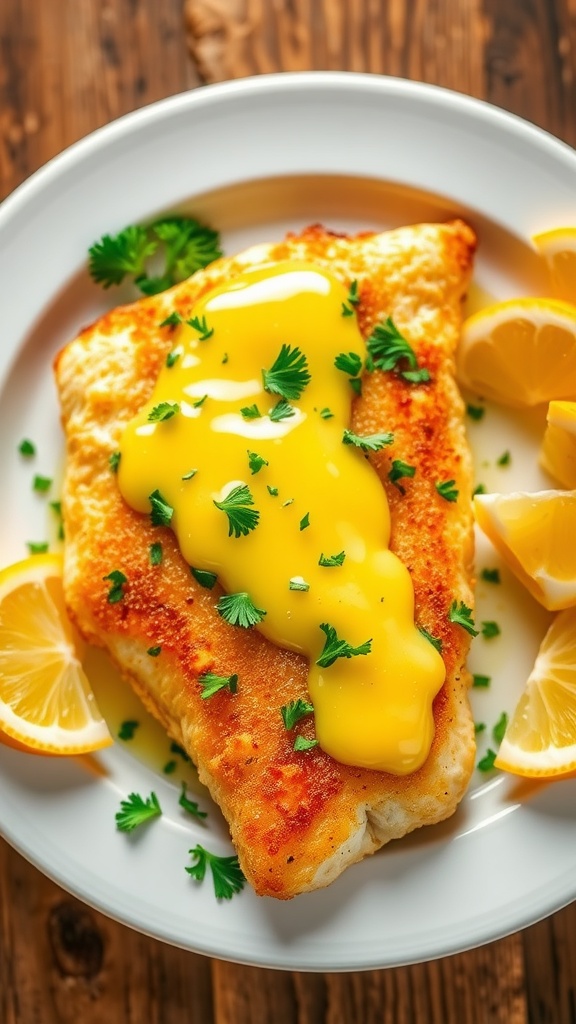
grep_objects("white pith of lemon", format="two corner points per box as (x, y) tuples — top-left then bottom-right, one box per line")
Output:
(0, 554), (112, 754)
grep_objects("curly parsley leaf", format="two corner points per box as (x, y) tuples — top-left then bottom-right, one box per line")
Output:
(342, 429), (394, 452)
(213, 484), (259, 538)
(198, 671), (238, 699)
(318, 550), (346, 567)
(216, 592), (266, 628)
(388, 459), (416, 493)
(262, 344), (311, 401)
(316, 622), (372, 668)
(89, 225), (156, 288)
(152, 216), (222, 281)
(281, 698), (314, 730)
(481, 620), (501, 640)
(269, 399), (295, 422)
(187, 314), (213, 341)
(240, 404), (262, 420)
(179, 782), (208, 821)
(293, 735), (319, 752)
(148, 401), (180, 423)
(115, 791), (162, 832)
(247, 451), (268, 475)
(448, 600), (479, 637)
(366, 317), (430, 384)
(186, 845), (245, 900)
(334, 351), (363, 377)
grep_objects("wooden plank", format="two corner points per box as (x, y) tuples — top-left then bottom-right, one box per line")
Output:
(522, 901), (576, 1024)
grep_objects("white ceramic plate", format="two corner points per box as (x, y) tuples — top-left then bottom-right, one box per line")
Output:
(1, 73), (576, 972)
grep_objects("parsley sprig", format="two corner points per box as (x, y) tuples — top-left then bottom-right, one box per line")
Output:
(199, 671), (238, 699)
(448, 600), (479, 637)
(281, 698), (314, 729)
(366, 317), (430, 384)
(269, 400), (295, 422)
(104, 570), (127, 604)
(318, 551), (346, 567)
(342, 429), (394, 452)
(262, 344), (311, 401)
(213, 484), (259, 538)
(179, 783), (208, 821)
(388, 459), (416, 493)
(435, 479), (459, 502)
(186, 845), (245, 900)
(149, 489), (174, 527)
(216, 592), (266, 628)
(316, 623), (372, 668)
(88, 216), (222, 294)
(148, 401), (180, 423)
(115, 792), (162, 832)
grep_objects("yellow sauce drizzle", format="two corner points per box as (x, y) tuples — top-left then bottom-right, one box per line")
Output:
(118, 261), (445, 774)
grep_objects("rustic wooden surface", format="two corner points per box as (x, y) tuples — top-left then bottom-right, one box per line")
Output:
(1, 0), (576, 1021)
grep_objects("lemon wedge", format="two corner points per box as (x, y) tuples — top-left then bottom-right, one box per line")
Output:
(457, 298), (576, 407)
(0, 554), (112, 754)
(474, 491), (576, 611)
(540, 400), (576, 488)
(495, 608), (576, 777)
(533, 227), (576, 303)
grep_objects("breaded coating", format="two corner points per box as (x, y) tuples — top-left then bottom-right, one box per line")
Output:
(55, 220), (477, 898)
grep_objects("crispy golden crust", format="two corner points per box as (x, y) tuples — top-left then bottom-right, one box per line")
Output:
(55, 220), (477, 898)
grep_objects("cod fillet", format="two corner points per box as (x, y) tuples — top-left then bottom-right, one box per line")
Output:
(55, 220), (477, 899)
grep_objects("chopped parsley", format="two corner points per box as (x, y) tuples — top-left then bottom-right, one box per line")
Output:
(187, 314), (213, 341)
(299, 513), (310, 531)
(481, 620), (501, 640)
(473, 483), (486, 496)
(33, 474), (52, 494)
(269, 400), (295, 422)
(147, 646), (162, 657)
(262, 344), (311, 400)
(474, 722), (486, 734)
(104, 569), (127, 604)
(118, 720), (139, 741)
(198, 671), (238, 699)
(493, 711), (509, 744)
(182, 469), (198, 481)
(341, 279), (360, 316)
(289, 576), (310, 592)
(320, 407), (334, 419)
(334, 352), (363, 377)
(448, 600), (479, 636)
(435, 479), (459, 502)
(466, 404), (485, 421)
(186, 845), (245, 900)
(190, 566), (218, 589)
(388, 459), (416, 492)
(418, 626), (443, 654)
(342, 429), (394, 452)
(267, 486), (279, 497)
(179, 782), (208, 821)
(149, 542), (163, 566)
(109, 451), (121, 473)
(115, 791), (162, 832)
(163, 760), (177, 774)
(88, 216), (222, 294)
(349, 377), (363, 396)
(240, 404), (262, 420)
(160, 311), (183, 328)
(50, 500), (64, 540)
(166, 349), (181, 368)
(341, 302), (354, 318)
(149, 489), (174, 527)
(27, 541), (49, 554)
(472, 674), (491, 688)
(281, 698), (314, 729)
(170, 741), (190, 762)
(366, 317), (430, 384)
(213, 484), (259, 538)
(19, 439), (36, 457)
(293, 735), (319, 752)
(216, 592), (266, 628)
(247, 451), (268, 475)
(316, 622), (372, 668)
(282, 498), (294, 507)
(318, 550), (346, 567)
(481, 568), (500, 584)
(497, 450), (511, 467)
(192, 394), (208, 409)
(148, 401), (180, 422)
(477, 748), (497, 772)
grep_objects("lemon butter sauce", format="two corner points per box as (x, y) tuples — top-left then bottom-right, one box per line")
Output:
(118, 261), (445, 774)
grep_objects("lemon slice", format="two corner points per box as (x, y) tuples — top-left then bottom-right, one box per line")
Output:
(457, 298), (576, 407)
(533, 227), (576, 302)
(540, 400), (576, 488)
(495, 608), (576, 777)
(474, 490), (576, 611)
(0, 554), (112, 754)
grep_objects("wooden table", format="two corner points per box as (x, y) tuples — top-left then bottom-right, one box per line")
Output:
(1, 2), (576, 1021)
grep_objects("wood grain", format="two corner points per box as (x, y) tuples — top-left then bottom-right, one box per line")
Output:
(2, 0), (576, 1021)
